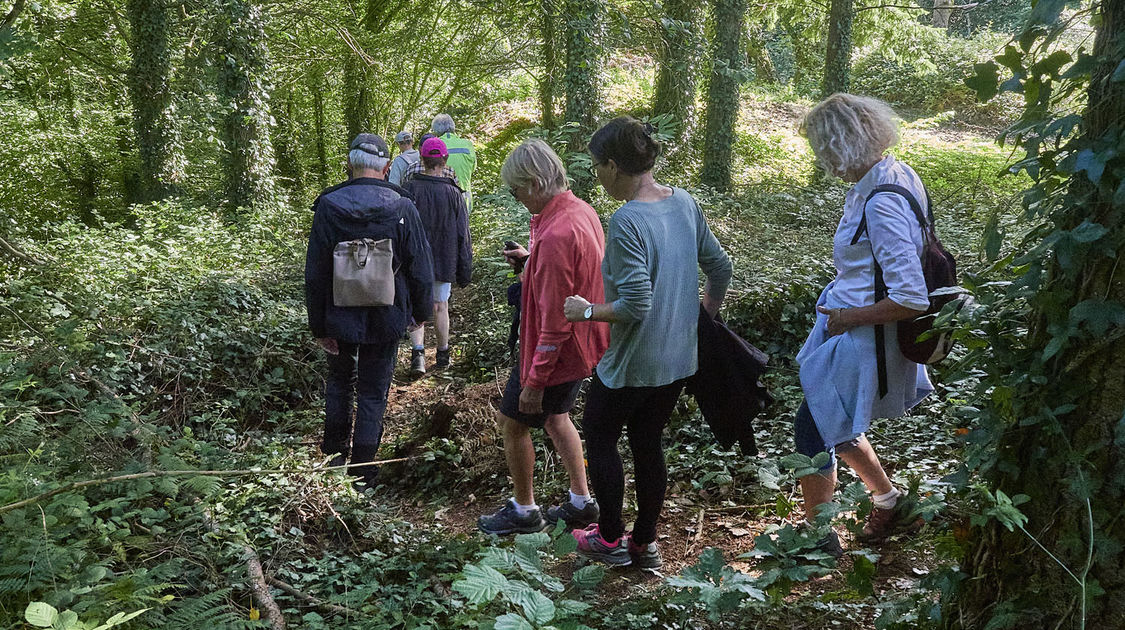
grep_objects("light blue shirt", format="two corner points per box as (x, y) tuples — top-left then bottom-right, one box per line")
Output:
(596, 188), (732, 389)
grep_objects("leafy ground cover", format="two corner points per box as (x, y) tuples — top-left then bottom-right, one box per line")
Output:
(0, 91), (1026, 629)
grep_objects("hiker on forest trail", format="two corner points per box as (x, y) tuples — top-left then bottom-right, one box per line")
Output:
(388, 131), (420, 187)
(402, 133), (460, 186)
(431, 114), (476, 211)
(304, 133), (435, 490)
(402, 137), (472, 374)
(793, 93), (933, 557)
(477, 139), (609, 536)
(563, 117), (732, 568)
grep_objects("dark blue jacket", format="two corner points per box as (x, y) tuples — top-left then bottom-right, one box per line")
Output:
(305, 177), (435, 344)
(403, 174), (473, 287)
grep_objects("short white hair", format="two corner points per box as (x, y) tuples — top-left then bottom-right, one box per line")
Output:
(432, 114), (456, 135)
(348, 148), (389, 172)
(800, 93), (900, 177)
(501, 139), (569, 195)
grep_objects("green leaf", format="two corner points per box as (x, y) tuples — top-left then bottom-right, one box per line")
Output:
(1030, 51), (1071, 77)
(89, 608), (148, 630)
(1112, 59), (1125, 83)
(571, 564), (605, 590)
(515, 588), (555, 625)
(54, 610), (79, 630)
(25, 602), (58, 628)
(494, 613), (534, 630)
(965, 61), (1000, 101)
(555, 599), (591, 617)
(779, 453), (813, 471)
(452, 563), (508, 604)
(1069, 300), (1125, 336)
(551, 521), (578, 556)
(846, 553), (877, 596)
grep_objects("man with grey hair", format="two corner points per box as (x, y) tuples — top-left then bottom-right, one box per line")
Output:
(389, 131), (419, 186)
(432, 114), (477, 211)
(305, 133), (435, 490)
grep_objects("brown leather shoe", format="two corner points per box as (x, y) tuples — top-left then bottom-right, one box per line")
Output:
(857, 500), (923, 543)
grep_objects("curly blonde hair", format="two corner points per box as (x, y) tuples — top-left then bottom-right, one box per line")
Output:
(800, 93), (900, 178)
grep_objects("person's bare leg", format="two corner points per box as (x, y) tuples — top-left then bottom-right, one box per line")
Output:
(434, 301), (450, 349)
(543, 413), (589, 496)
(499, 412), (536, 505)
(409, 324), (425, 349)
(837, 436), (894, 496)
(799, 466), (838, 523)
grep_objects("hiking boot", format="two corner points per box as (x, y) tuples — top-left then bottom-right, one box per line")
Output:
(857, 499), (923, 544)
(814, 529), (844, 559)
(545, 499), (600, 529)
(626, 534), (663, 569)
(572, 523), (631, 566)
(326, 453), (347, 468)
(410, 348), (426, 375)
(435, 347), (451, 369)
(478, 499), (546, 535)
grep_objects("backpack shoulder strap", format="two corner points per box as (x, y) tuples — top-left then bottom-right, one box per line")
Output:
(850, 184), (929, 245)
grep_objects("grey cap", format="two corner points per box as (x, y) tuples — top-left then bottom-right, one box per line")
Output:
(349, 133), (389, 158)
(395, 131), (413, 144)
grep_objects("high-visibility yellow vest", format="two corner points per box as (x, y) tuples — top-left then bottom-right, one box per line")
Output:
(441, 133), (477, 210)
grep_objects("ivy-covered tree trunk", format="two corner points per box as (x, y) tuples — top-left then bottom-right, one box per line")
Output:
(952, 2), (1125, 626)
(218, 0), (275, 211)
(272, 87), (302, 194)
(563, 0), (603, 195)
(312, 76), (328, 189)
(700, 0), (746, 191)
(539, 0), (559, 130)
(342, 55), (371, 142)
(746, 25), (777, 84)
(821, 0), (853, 97)
(652, 0), (703, 150)
(127, 0), (183, 201)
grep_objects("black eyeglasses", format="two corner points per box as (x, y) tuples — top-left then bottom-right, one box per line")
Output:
(509, 186), (519, 198)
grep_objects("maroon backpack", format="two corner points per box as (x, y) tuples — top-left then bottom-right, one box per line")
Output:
(852, 184), (959, 396)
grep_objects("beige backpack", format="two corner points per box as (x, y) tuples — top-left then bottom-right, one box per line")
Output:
(332, 238), (396, 307)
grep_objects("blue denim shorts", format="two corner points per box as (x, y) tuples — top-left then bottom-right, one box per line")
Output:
(433, 281), (452, 303)
(793, 399), (861, 471)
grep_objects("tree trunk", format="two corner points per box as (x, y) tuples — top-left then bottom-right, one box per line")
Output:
(746, 25), (777, 84)
(218, 0), (276, 211)
(312, 74), (328, 189)
(343, 55), (371, 142)
(700, 0), (746, 192)
(821, 0), (854, 98)
(539, 0), (559, 130)
(563, 0), (603, 196)
(126, 0), (183, 201)
(952, 2), (1125, 627)
(272, 87), (303, 195)
(652, 0), (703, 150)
(932, 0), (954, 28)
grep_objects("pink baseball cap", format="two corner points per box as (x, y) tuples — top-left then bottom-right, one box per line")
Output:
(420, 137), (448, 158)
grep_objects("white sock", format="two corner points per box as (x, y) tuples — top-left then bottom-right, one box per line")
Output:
(512, 499), (538, 517)
(873, 488), (901, 510)
(569, 491), (592, 509)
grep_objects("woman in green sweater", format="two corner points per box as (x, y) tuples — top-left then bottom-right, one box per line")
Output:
(564, 116), (733, 568)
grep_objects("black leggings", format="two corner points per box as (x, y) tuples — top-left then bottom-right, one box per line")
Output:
(582, 373), (685, 545)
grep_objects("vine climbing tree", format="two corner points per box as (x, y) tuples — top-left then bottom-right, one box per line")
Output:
(700, 0), (747, 191)
(652, 0), (703, 153)
(127, 0), (184, 201)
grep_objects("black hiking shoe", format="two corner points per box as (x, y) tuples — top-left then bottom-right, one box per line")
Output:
(626, 534), (663, 569)
(478, 499), (546, 535)
(545, 499), (600, 529)
(815, 529), (844, 559)
(410, 348), (426, 375)
(435, 347), (451, 369)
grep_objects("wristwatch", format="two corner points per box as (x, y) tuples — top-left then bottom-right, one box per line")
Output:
(583, 305), (594, 320)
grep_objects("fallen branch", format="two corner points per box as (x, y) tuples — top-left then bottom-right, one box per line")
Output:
(0, 456), (417, 515)
(266, 577), (358, 617)
(0, 234), (47, 265)
(706, 503), (774, 515)
(200, 507), (286, 630)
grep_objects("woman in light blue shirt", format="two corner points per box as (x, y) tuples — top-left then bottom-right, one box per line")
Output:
(563, 117), (732, 568)
(795, 94), (934, 556)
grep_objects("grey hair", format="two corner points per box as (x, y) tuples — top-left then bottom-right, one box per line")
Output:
(348, 147), (389, 172)
(501, 139), (569, 196)
(431, 113), (456, 135)
(800, 93), (900, 178)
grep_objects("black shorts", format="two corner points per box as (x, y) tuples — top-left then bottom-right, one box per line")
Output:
(499, 364), (583, 429)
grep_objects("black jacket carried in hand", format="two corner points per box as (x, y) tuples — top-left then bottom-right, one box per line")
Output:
(686, 306), (773, 455)
(305, 177), (435, 344)
(403, 174), (473, 287)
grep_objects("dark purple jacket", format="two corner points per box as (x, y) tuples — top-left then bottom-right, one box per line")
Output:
(305, 177), (434, 343)
(403, 174), (472, 287)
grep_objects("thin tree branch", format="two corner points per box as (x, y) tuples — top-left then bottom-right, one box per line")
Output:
(0, 234), (47, 265)
(1, 0), (26, 33)
(200, 507), (286, 630)
(266, 577), (358, 617)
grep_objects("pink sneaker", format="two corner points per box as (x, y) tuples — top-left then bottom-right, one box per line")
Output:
(572, 524), (631, 566)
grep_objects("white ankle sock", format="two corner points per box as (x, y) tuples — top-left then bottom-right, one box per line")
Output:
(873, 488), (901, 510)
(512, 499), (538, 517)
(569, 491), (592, 509)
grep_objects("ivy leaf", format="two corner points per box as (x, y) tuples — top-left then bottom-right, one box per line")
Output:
(24, 602), (58, 628)
(1042, 334), (1067, 361)
(1112, 59), (1125, 83)
(1073, 150), (1108, 184)
(451, 563), (508, 604)
(1030, 51), (1071, 78)
(1027, 0), (1066, 28)
(997, 45), (1024, 71)
(965, 61), (1000, 101)
(1062, 53), (1098, 79)
(493, 613), (534, 630)
(1068, 300), (1125, 336)
(845, 552), (878, 597)
(1069, 219), (1109, 243)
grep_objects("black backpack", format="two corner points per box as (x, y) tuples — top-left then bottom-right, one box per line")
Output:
(852, 184), (959, 397)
